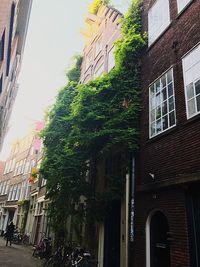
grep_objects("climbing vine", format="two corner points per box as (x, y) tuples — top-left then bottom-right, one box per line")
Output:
(89, 0), (110, 14)
(41, 0), (146, 243)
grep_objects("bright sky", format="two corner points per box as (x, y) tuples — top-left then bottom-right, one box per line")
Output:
(0, 0), (130, 160)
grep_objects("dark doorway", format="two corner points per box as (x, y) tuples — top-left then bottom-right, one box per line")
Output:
(34, 216), (42, 245)
(8, 210), (15, 224)
(186, 187), (200, 267)
(150, 211), (170, 267)
(104, 200), (121, 267)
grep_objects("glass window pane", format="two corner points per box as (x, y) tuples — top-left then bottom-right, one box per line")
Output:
(161, 76), (166, 88)
(155, 80), (161, 93)
(195, 80), (200, 96)
(162, 115), (168, 130)
(169, 97), (175, 112)
(156, 92), (161, 106)
(167, 69), (172, 83)
(188, 98), (196, 117)
(169, 111), (175, 126)
(186, 83), (194, 100)
(156, 106), (161, 119)
(168, 83), (173, 97)
(197, 95), (200, 112)
(151, 122), (156, 136)
(150, 85), (154, 96)
(162, 87), (167, 101)
(156, 119), (162, 133)
(151, 109), (156, 122)
(151, 96), (156, 109)
(162, 101), (168, 115)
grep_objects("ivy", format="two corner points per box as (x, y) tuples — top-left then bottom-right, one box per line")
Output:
(89, 0), (110, 14)
(41, 0), (146, 243)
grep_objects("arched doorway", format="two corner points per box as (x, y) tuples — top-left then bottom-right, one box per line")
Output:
(146, 211), (170, 267)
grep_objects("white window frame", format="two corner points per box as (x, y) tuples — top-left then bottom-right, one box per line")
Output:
(94, 63), (104, 79)
(85, 50), (93, 70)
(148, 0), (170, 46)
(182, 44), (200, 119)
(149, 68), (176, 138)
(108, 46), (115, 72)
(95, 36), (103, 57)
(177, 0), (192, 13)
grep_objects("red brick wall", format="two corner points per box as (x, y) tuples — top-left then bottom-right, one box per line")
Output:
(139, 0), (200, 185)
(134, 188), (190, 267)
(134, 1), (200, 267)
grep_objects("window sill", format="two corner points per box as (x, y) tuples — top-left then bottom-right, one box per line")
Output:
(147, 21), (172, 51)
(184, 112), (200, 126)
(176, 0), (193, 19)
(147, 125), (177, 144)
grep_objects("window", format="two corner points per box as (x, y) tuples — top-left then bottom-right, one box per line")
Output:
(95, 37), (102, 56)
(148, 0), (170, 46)
(6, 3), (16, 76)
(85, 51), (93, 70)
(16, 184), (21, 200)
(0, 29), (5, 61)
(8, 185), (13, 201)
(108, 46), (115, 72)
(0, 74), (3, 94)
(11, 185), (17, 200)
(149, 69), (176, 137)
(177, 0), (192, 13)
(94, 63), (104, 78)
(182, 44), (200, 118)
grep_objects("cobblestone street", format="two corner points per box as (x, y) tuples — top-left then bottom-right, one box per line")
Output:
(0, 237), (42, 267)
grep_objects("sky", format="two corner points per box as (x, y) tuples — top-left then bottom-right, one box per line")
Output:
(0, 0), (130, 160)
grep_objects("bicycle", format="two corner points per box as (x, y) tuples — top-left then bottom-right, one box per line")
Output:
(65, 248), (98, 267)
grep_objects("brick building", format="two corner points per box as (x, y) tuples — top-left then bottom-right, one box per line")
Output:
(0, 0), (32, 149)
(80, 5), (129, 267)
(134, 0), (200, 266)
(0, 121), (44, 236)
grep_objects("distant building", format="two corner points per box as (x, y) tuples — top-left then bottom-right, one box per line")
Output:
(134, 1), (200, 267)
(0, 121), (44, 236)
(80, 5), (121, 84)
(0, 0), (32, 149)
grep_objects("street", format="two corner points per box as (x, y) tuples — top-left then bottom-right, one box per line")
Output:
(0, 237), (42, 267)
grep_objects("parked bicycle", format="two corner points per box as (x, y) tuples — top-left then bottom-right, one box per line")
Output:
(33, 235), (52, 260)
(65, 249), (98, 267)
(44, 243), (73, 267)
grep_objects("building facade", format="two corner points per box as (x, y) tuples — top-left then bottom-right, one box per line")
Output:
(0, 0), (32, 149)
(80, 5), (130, 267)
(134, 1), (200, 266)
(0, 121), (46, 241)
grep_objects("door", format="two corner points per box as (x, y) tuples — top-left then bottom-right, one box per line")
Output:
(34, 216), (42, 245)
(104, 200), (121, 267)
(186, 188), (200, 267)
(150, 211), (170, 267)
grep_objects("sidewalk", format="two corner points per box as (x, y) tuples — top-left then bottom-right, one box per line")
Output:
(0, 237), (42, 267)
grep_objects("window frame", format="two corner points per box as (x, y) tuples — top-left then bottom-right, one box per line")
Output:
(177, 0), (193, 14)
(95, 36), (103, 57)
(93, 63), (104, 79)
(149, 68), (176, 138)
(108, 46), (115, 72)
(182, 43), (200, 119)
(148, 0), (171, 46)
(85, 50), (93, 71)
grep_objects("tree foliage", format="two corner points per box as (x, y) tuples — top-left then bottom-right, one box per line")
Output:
(89, 0), (110, 14)
(41, 0), (146, 242)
